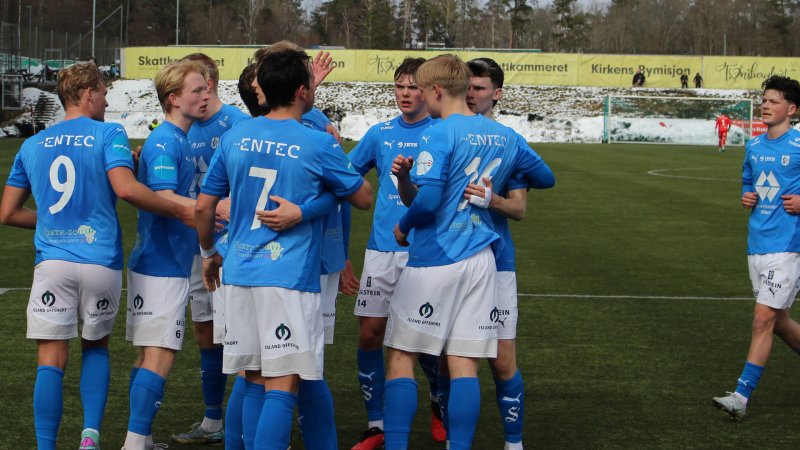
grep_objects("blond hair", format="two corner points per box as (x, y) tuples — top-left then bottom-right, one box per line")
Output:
(56, 63), (103, 108)
(415, 54), (470, 97)
(182, 53), (219, 90)
(154, 60), (209, 112)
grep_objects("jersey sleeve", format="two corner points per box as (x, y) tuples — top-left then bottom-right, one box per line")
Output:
(6, 148), (30, 189)
(102, 124), (135, 172)
(512, 138), (555, 189)
(411, 125), (448, 187)
(347, 126), (377, 175)
(142, 136), (182, 191)
(319, 137), (365, 198)
(201, 139), (230, 197)
(742, 144), (754, 195)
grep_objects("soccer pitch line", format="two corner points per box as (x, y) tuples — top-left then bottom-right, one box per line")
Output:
(0, 287), (751, 301)
(646, 167), (739, 182)
(518, 292), (751, 301)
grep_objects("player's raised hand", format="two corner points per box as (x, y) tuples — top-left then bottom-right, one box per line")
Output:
(781, 194), (800, 214)
(312, 51), (335, 88)
(339, 260), (360, 295)
(132, 144), (142, 170)
(392, 155), (414, 178)
(202, 253), (223, 292)
(741, 191), (758, 209)
(256, 195), (302, 231)
(394, 223), (410, 247)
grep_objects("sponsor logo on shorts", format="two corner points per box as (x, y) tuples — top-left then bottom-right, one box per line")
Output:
(133, 294), (144, 310)
(41, 290), (56, 307)
(366, 277), (372, 287)
(275, 323), (292, 341)
(768, 270), (775, 280)
(408, 302), (440, 327)
(32, 290), (68, 313)
(87, 297), (115, 318)
(96, 298), (110, 310)
(418, 302), (433, 318)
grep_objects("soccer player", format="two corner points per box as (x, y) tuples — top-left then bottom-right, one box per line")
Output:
(123, 59), (211, 450)
(712, 75), (800, 420)
(383, 54), (551, 450)
(171, 52), (249, 447)
(347, 56), (446, 450)
(715, 113), (732, 152)
(460, 57), (555, 450)
(0, 63), (192, 450)
(195, 47), (372, 450)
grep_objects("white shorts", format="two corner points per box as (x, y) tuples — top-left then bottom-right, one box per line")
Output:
(27, 260), (121, 341)
(189, 254), (214, 322)
(748, 253), (800, 309)
(321, 272), (340, 345)
(354, 250), (409, 318)
(212, 273), (228, 345)
(222, 285), (324, 380)
(495, 271), (518, 340)
(385, 247), (498, 358)
(126, 271), (190, 351)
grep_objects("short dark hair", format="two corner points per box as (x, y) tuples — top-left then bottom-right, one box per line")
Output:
(238, 63), (270, 117)
(256, 49), (311, 109)
(467, 57), (504, 89)
(762, 75), (800, 107)
(394, 57), (426, 81)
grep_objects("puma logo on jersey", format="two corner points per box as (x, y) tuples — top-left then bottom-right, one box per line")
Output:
(384, 140), (395, 149)
(156, 143), (167, 151)
(421, 135), (430, 143)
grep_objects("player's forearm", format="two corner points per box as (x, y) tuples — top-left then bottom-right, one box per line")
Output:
(299, 191), (338, 221)
(195, 193), (220, 250)
(0, 206), (36, 228)
(397, 176), (418, 207)
(156, 189), (196, 208)
(398, 184), (443, 234)
(120, 182), (187, 220)
(491, 189), (527, 221)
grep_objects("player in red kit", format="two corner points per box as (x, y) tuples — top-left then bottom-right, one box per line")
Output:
(715, 113), (732, 152)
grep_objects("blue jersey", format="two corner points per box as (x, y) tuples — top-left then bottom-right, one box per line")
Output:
(188, 104), (249, 257)
(349, 115), (435, 252)
(187, 104), (249, 198)
(743, 128), (800, 254)
(201, 116), (364, 292)
(300, 108), (345, 274)
(491, 138), (552, 272)
(407, 114), (544, 267)
(128, 121), (196, 277)
(6, 117), (133, 269)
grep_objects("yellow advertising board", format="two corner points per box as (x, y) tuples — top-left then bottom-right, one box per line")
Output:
(122, 47), (579, 85)
(703, 56), (800, 89)
(579, 54), (701, 88)
(121, 47), (798, 90)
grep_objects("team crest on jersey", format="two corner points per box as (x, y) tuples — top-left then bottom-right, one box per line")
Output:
(416, 151), (434, 175)
(782, 155), (791, 166)
(211, 137), (220, 149)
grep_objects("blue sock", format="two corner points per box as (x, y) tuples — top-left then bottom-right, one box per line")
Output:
(384, 378), (417, 450)
(129, 367), (140, 396)
(357, 348), (385, 422)
(418, 353), (439, 400)
(127, 368), (166, 436)
(494, 370), (524, 444)
(242, 381), (265, 450)
(225, 376), (246, 450)
(200, 347), (227, 420)
(80, 348), (110, 431)
(34, 365), (64, 450)
(254, 390), (297, 450)
(448, 377), (480, 450)
(298, 380), (337, 450)
(437, 375), (451, 436)
(735, 361), (764, 399)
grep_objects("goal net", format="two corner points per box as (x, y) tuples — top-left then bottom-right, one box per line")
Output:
(603, 95), (754, 145)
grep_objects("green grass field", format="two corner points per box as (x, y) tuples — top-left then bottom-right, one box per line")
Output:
(1, 139), (799, 449)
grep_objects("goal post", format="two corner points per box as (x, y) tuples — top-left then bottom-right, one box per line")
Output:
(603, 95), (754, 145)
